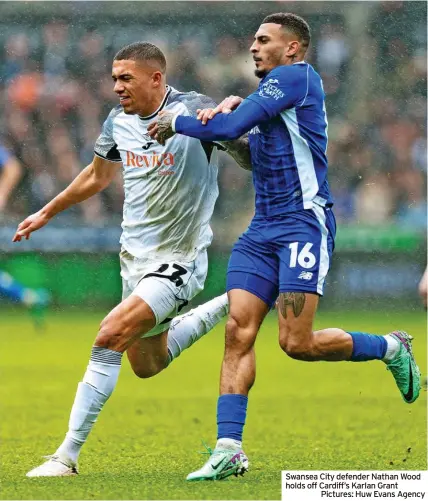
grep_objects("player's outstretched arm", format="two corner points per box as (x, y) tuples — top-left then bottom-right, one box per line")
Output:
(148, 111), (252, 170)
(13, 156), (121, 242)
(196, 96), (252, 171)
(149, 99), (270, 145)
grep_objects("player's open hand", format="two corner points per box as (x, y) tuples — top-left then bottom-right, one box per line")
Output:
(12, 210), (51, 242)
(147, 111), (176, 146)
(197, 95), (244, 125)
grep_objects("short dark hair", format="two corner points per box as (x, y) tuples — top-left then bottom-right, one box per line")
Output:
(262, 13), (311, 50)
(114, 41), (166, 73)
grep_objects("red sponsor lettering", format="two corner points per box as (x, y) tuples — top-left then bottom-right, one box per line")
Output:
(125, 151), (175, 168)
(142, 155), (151, 168)
(135, 156), (143, 168)
(126, 151), (136, 167)
(163, 153), (174, 166)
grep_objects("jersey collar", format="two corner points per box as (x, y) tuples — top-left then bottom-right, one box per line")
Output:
(138, 86), (172, 121)
(260, 61), (308, 83)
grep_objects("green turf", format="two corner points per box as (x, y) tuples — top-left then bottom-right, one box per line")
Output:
(0, 309), (426, 500)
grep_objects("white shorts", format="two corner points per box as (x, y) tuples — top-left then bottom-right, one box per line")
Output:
(120, 248), (208, 337)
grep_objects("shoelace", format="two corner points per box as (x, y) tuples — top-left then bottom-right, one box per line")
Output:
(199, 441), (214, 457)
(199, 441), (226, 460)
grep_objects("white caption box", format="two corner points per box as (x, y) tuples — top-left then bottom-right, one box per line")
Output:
(282, 470), (428, 501)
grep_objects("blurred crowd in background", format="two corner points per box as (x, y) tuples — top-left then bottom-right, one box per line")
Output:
(0, 1), (426, 239)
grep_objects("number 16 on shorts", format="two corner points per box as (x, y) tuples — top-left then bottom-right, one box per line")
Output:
(289, 242), (317, 269)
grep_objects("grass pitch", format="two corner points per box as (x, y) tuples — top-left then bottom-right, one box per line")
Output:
(0, 309), (426, 500)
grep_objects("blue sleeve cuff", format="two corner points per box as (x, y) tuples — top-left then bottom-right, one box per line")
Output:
(175, 115), (185, 134)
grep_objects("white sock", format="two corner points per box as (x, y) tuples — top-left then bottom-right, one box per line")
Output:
(216, 438), (242, 451)
(382, 335), (401, 363)
(166, 293), (228, 365)
(55, 347), (122, 462)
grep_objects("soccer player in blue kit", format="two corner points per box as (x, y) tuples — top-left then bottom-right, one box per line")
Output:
(149, 13), (421, 480)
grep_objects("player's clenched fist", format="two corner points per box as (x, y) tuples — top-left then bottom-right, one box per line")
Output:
(12, 210), (51, 242)
(197, 95), (243, 125)
(148, 110), (176, 145)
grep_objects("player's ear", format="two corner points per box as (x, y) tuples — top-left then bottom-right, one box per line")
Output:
(285, 40), (299, 57)
(152, 71), (163, 87)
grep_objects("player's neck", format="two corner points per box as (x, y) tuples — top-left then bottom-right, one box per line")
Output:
(138, 85), (169, 119)
(283, 55), (305, 66)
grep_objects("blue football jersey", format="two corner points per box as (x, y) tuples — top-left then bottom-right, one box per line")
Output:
(245, 62), (332, 217)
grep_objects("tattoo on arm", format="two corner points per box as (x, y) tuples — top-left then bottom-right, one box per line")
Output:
(220, 135), (252, 171)
(278, 292), (306, 318)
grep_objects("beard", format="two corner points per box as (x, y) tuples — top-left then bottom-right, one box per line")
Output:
(254, 68), (267, 78)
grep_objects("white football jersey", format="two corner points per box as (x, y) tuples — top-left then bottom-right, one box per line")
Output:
(94, 87), (221, 262)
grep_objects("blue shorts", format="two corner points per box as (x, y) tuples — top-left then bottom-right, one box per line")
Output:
(226, 206), (336, 308)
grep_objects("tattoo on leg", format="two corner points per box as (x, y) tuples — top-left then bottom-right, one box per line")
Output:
(279, 293), (306, 318)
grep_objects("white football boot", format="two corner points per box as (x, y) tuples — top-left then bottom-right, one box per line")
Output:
(26, 454), (78, 477)
(186, 443), (249, 481)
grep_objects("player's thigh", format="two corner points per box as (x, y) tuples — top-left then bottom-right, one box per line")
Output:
(277, 292), (319, 352)
(226, 229), (278, 348)
(277, 206), (335, 300)
(227, 228), (279, 310)
(123, 250), (208, 338)
(276, 206), (335, 347)
(122, 252), (207, 373)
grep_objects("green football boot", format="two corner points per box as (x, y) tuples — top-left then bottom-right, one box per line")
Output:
(386, 331), (421, 403)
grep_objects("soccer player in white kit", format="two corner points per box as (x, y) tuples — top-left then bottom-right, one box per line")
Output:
(13, 42), (251, 477)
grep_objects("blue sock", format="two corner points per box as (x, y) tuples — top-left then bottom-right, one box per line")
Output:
(217, 394), (248, 442)
(348, 331), (387, 361)
(0, 271), (27, 303)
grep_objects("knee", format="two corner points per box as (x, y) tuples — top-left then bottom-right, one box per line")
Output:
(96, 316), (131, 351)
(225, 316), (239, 339)
(224, 316), (256, 354)
(279, 335), (313, 360)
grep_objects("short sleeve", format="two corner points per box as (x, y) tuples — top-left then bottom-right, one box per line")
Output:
(246, 64), (308, 118)
(94, 106), (123, 162)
